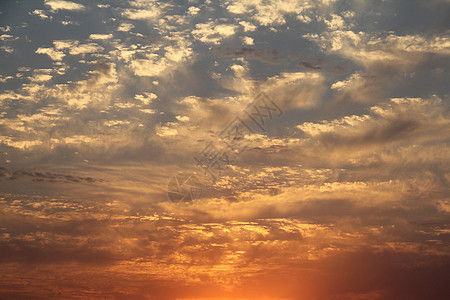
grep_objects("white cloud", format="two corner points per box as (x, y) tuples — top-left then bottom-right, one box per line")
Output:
(117, 23), (135, 32)
(122, 9), (160, 20)
(104, 120), (130, 127)
(36, 47), (65, 61)
(262, 72), (326, 109)
(296, 96), (448, 147)
(0, 46), (14, 53)
(139, 108), (157, 114)
(304, 31), (450, 67)
(0, 25), (11, 32)
(44, 0), (86, 11)
(297, 14), (312, 23)
(239, 21), (257, 32)
(29, 9), (51, 20)
(242, 36), (254, 45)
(135, 92), (157, 105)
(192, 22), (238, 44)
(324, 13), (348, 30)
(53, 40), (77, 49)
(36, 40), (103, 59)
(69, 43), (103, 55)
(175, 116), (190, 122)
(331, 72), (365, 91)
(225, 0), (314, 26)
(89, 34), (113, 40)
(61, 20), (79, 26)
(156, 123), (178, 137)
(121, 1), (163, 21)
(0, 75), (13, 83)
(130, 55), (169, 77)
(297, 114), (371, 136)
(187, 6), (200, 15)
(164, 43), (193, 62)
(128, 0), (160, 8)
(0, 138), (43, 150)
(31, 74), (53, 82)
(128, 38), (193, 77)
(130, 54), (169, 76)
(0, 34), (18, 41)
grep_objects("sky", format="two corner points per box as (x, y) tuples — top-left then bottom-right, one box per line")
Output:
(0, 0), (449, 299)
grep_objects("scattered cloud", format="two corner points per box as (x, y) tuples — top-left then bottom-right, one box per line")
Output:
(192, 22), (238, 44)
(89, 33), (113, 40)
(44, 0), (86, 12)
(214, 47), (280, 63)
(36, 47), (65, 61)
(29, 9), (52, 20)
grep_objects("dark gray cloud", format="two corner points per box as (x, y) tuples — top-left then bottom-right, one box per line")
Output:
(214, 47), (282, 64)
(298, 61), (322, 70)
(0, 167), (98, 183)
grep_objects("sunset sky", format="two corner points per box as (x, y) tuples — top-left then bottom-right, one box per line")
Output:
(0, 0), (449, 299)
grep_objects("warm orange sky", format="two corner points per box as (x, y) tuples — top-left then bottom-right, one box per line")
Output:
(0, 0), (449, 299)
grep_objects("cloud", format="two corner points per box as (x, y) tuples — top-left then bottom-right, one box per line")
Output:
(0, 26), (11, 33)
(0, 61), (121, 164)
(0, 46), (14, 53)
(0, 34), (17, 42)
(304, 31), (450, 103)
(30, 73), (53, 83)
(0, 167), (99, 183)
(298, 61), (322, 70)
(283, 96), (450, 171)
(262, 72), (326, 109)
(242, 36), (254, 46)
(68, 42), (103, 55)
(29, 9), (52, 20)
(121, 0), (164, 20)
(192, 22), (238, 44)
(130, 55), (169, 77)
(117, 22), (134, 32)
(35, 47), (65, 61)
(304, 31), (450, 68)
(214, 47), (280, 64)
(89, 34), (113, 40)
(36, 40), (103, 61)
(129, 39), (193, 76)
(53, 39), (76, 49)
(187, 6), (200, 15)
(44, 0), (86, 11)
(224, 0), (321, 26)
(134, 92), (157, 105)
(122, 9), (160, 20)
(239, 21), (257, 32)
(330, 72), (383, 103)
(324, 13), (350, 30)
